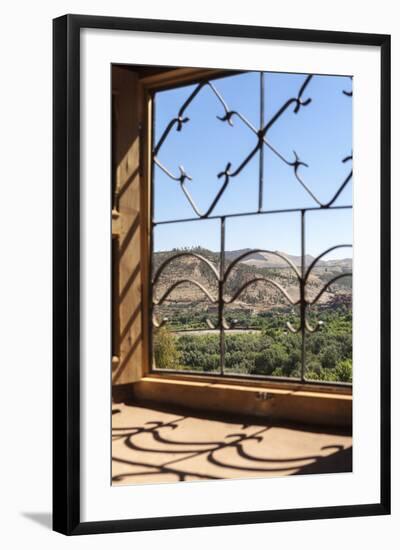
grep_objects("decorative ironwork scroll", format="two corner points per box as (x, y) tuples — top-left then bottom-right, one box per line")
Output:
(151, 71), (352, 385)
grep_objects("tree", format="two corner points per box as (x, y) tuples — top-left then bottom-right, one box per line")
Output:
(334, 359), (352, 382)
(321, 345), (339, 370)
(153, 327), (180, 369)
(252, 344), (289, 375)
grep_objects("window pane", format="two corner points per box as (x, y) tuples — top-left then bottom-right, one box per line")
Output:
(151, 70), (352, 385)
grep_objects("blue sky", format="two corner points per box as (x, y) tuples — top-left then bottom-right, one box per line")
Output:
(153, 71), (352, 260)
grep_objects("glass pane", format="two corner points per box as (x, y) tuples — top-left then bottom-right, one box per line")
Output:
(152, 219), (220, 373)
(304, 209), (352, 382)
(151, 70), (352, 385)
(224, 213), (301, 378)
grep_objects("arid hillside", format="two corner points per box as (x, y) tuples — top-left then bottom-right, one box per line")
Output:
(153, 247), (352, 318)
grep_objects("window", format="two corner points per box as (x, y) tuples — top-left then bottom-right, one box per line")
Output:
(150, 69), (352, 386)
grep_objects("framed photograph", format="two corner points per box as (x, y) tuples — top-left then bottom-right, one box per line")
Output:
(53, 14), (390, 535)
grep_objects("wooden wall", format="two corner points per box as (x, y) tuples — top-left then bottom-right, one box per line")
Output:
(111, 66), (144, 385)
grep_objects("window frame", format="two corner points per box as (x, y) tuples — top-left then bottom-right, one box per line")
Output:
(138, 67), (352, 394)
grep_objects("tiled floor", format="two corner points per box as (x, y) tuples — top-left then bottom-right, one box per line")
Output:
(112, 402), (352, 486)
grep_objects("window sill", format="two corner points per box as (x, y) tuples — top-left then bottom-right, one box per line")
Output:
(132, 374), (352, 430)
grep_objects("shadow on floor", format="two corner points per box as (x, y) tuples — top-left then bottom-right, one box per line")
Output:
(292, 446), (352, 476)
(112, 402), (353, 484)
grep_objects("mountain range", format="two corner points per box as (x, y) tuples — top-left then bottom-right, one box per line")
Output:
(153, 247), (352, 312)
(157, 247), (352, 270)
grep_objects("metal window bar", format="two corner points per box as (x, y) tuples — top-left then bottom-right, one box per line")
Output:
(150, 71), (353, 387)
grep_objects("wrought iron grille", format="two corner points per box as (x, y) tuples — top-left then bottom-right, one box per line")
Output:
(150, 71), (352, 386)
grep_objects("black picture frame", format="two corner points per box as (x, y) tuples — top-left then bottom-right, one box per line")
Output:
(53, 14), (391, 535)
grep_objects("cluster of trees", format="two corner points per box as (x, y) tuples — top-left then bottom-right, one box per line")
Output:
(153, 306), (352, 383)
(156, 305), (297, 331)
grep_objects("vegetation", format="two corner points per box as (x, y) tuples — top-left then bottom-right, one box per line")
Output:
(154, 305), (352, 383)
(153, 326), (180, 370)
(152, 246), (352, 383)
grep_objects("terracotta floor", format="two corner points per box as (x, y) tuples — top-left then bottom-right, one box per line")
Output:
(112, 402), (352, 486)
